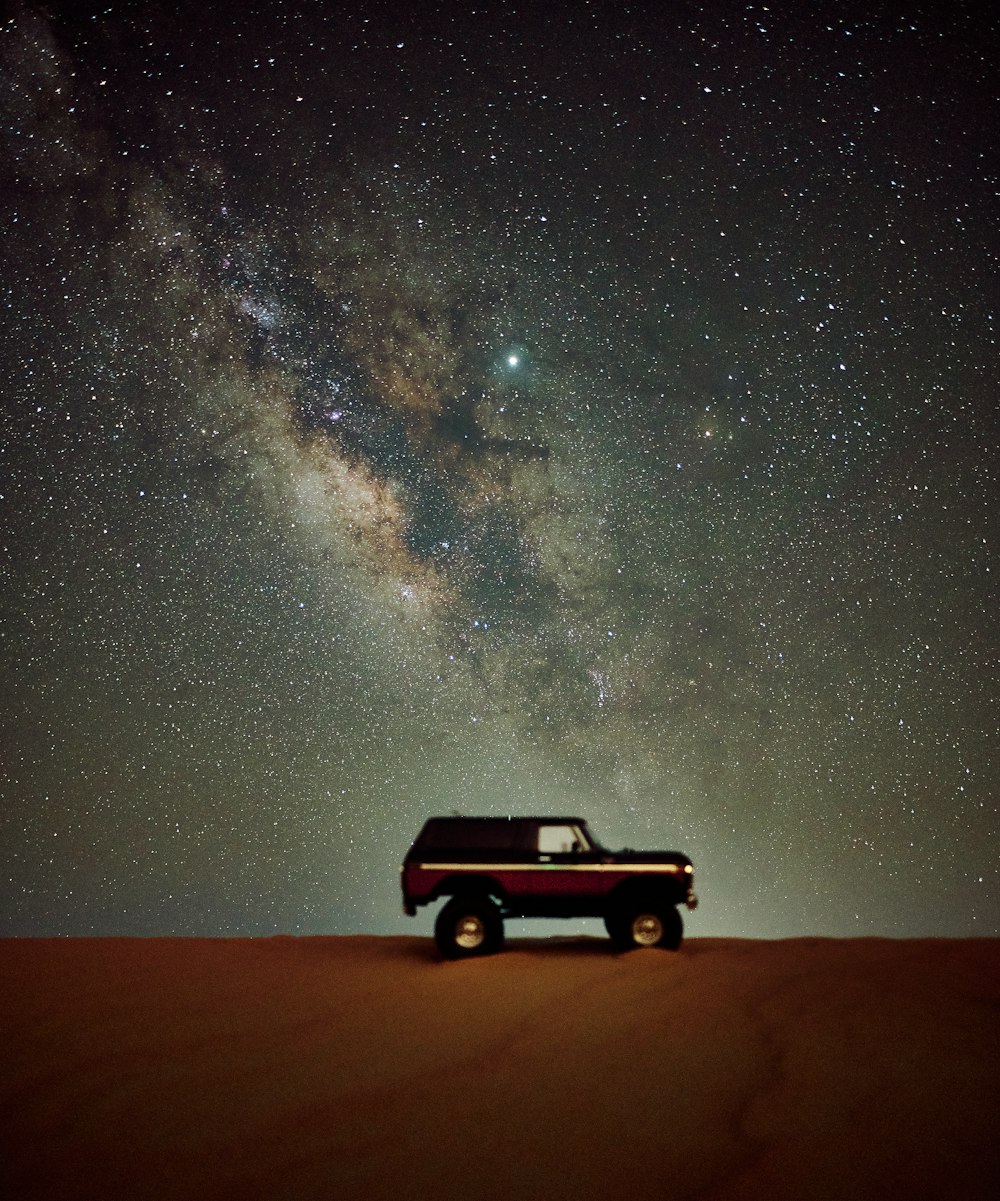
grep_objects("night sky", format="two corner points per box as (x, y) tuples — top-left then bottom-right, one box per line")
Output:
(2, 0), (996, 939)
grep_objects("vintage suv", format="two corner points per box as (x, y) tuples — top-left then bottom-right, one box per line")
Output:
(401, 815), (697, 958)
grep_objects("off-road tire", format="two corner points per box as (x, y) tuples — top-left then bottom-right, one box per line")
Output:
(605, 898), (682, 951)
(434, 895), (505, 959)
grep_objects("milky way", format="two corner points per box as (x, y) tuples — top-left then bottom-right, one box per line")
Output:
(1, 1), (996, 937)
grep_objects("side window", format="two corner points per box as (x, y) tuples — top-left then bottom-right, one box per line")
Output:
(537, 825), (582, 854)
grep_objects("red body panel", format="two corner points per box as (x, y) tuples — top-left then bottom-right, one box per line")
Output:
(403, 862), (684, 907)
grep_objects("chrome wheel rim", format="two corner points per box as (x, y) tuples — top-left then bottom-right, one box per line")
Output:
(632, 913), (664, 946)
(455, 914), (487, 949)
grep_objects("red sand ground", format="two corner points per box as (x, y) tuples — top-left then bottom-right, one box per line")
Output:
(2, 936), (998, 1200)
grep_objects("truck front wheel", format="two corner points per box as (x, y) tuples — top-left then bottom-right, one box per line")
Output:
(606, 899), (682, 951)
(434, 895), (504, 959)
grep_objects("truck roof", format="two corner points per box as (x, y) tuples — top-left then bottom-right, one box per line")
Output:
(420, 816), (588, 825)
(411, 816), (594, 853)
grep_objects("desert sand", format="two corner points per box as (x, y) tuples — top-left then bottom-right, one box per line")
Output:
(2, 935), (998, 1200)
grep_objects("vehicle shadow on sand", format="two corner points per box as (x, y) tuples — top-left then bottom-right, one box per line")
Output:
(408, 934), (704, 963)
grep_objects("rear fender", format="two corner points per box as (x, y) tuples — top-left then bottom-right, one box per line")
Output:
(432, 874), (508, 908)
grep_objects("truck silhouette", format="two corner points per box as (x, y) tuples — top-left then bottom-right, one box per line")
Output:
(401, 816), (697, 958)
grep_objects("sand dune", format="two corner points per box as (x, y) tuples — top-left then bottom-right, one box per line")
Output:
(2, 936), (998, 1200)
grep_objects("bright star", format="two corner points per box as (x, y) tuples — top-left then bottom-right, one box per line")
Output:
(507, 354), (519, 367)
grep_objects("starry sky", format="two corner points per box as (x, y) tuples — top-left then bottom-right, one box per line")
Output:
(1, 0), (997, 939)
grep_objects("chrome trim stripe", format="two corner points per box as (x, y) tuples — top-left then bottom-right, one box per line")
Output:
(415, 862), (682, 873)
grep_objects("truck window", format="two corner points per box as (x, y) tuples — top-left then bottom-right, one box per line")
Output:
(537, 825), (586, 854)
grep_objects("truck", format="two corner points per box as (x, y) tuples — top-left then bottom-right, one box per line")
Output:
(401, 815), (697, 958)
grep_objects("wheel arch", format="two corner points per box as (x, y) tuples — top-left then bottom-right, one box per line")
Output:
(431, 873), (508, 908)
(606, 876), (681, 913)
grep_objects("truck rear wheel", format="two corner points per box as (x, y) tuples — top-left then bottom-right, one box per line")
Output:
(434, 895), (504, 959)
(606, 899), (682, 951)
